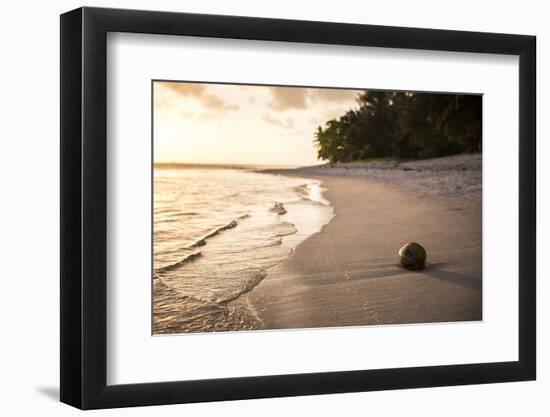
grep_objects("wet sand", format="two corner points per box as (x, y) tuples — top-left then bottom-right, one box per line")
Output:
(241, 173), (482, 329)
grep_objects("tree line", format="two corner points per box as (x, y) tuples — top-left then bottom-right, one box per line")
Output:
(314, 90), (482, 162)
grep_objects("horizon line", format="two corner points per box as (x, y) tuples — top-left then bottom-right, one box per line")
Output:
(153, 161), (324, 169)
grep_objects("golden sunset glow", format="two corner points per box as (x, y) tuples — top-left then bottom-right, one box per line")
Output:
(153, 81), (361, 166)
(152, 81), (483, 335)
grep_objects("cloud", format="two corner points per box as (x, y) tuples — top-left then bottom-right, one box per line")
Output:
(262, 113), (295, 129)
(268, 87), (308, 111)
(312, 88), (360, 102)
(180, 110), (221, 123)
(159, 82), (238, 112)
(201, 93), (229, 111)
(164, 82), (206, 96)
(154, 95), (171, 110)
(267, 86), (360, 111)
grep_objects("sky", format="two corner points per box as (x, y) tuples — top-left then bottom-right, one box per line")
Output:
(153, 81), (361, 166)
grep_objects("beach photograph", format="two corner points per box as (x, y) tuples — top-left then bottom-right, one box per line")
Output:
(152, 81), (482, 335)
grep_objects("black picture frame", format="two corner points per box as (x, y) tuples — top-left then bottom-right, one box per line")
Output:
(60, 6), (536, 410)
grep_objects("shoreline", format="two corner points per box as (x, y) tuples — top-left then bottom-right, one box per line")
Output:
(240, 155), (482, 329)
(260, 153), (482, 201)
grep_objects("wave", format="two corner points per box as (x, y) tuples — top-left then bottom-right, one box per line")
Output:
(157, 214), (254, 274)
(269, 202), (287, 215)
(293, 183), (318, 204)
(153, 275), (262, 334)
(274, 221), (297, 237)
(219, 270), (268, 304)
(189, 218), (240, 248)
(155, 250), (203, 273)
(293, 182), (329, 206)
(293, 184), (309, 198)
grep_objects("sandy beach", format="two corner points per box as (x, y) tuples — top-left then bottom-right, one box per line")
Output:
(238, 154), (482, 329)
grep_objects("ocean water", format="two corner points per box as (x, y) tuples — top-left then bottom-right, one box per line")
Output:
(153, 167), (334, 334)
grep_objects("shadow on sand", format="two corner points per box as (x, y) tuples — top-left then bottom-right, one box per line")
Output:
(340, 261), (481, 292)
(423, 262), (482, 291)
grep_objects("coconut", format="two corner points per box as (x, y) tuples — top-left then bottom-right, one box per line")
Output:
(398, 242), (427, 270)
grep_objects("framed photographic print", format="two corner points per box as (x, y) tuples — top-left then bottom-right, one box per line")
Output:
(60, 7), (536, 409)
